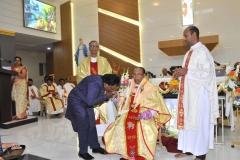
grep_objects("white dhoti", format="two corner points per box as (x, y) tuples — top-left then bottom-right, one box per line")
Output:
(178, 86), (214, 156)
(96, 100), (117, 136)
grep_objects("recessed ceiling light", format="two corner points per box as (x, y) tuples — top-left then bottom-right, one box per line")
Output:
(153, 2), (159, 6)
(150, 59), (152, 61)
(170, 36), (173, 38)
(197, 2), (200, 4)
(47, 47), (51, 50)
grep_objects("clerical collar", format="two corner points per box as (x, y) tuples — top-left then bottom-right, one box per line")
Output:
(91, 57), (97, 62)
(190, 41), (202, 50)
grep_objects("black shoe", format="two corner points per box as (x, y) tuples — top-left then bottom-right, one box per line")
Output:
(120, 158), (125, 160)
(92, 147), (107, 154)
(102, 137), (105, 145)
(78, 153), (94, 159)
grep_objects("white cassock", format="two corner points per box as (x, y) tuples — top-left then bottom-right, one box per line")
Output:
(176, 42), (219, 156)
(96, 100), (117, 136)
(57, 85), (67, 108)
(63, 82), (75, 108)
(27, 85), (41, 115)
(64, 82), (75, 95)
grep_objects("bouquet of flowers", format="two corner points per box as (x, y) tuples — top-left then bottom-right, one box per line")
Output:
(112, 61), (120, 75)
(159, 82), (169, 91)
(223, 63), (240, 107)
(224, 63), (239, 91)
(168, 79), (179, 94)
(119, 68), (129, 93)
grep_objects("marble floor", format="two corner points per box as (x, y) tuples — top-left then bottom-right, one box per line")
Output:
(0, 117), (240, 160)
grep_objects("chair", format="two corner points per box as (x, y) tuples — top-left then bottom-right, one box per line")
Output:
(231, 106), (240, 148)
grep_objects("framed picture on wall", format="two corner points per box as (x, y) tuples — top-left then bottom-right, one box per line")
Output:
(181, 0), (194, 26)
(23, 0), (57, 33)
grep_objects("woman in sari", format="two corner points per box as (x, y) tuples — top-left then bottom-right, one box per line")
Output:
(11, 56), (28, 120)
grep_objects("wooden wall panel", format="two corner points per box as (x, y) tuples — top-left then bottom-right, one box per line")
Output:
(99, 13), (140, 62)
(52, 1), (72, 83)
(98, 0), (139, 21)
(46, 52), (53, 75)
(100, 50), (136, 78)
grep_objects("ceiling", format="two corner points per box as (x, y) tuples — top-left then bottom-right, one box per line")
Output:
(15, 0), (69, 54)
(15, 33), (59, 53)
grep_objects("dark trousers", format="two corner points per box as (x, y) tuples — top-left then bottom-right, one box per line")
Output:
(78, 113), (100, 154)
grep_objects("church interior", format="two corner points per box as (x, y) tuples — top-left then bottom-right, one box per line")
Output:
(0, 0), (240, 159)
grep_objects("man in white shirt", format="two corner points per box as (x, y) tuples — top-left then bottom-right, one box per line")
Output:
(159, 68), (172, 78)
(174, 26), (219, 160)
(27, 78), (41, 115)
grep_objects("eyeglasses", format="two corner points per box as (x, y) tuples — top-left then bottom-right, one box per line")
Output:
(132, 73), (144, 77)
(90, 45), (99, 49)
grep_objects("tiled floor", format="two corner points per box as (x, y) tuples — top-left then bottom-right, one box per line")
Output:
(1, 117), (240, 160)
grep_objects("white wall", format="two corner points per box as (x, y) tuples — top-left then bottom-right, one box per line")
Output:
(72, 0), (98, 74)
(139, 0), (240, 77)
(72, 0), (98, 47)
(0, 0), (61, 40)
(16, 50), (46, 88)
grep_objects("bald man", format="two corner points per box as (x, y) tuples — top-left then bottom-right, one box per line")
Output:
(160, 68), (171, 78)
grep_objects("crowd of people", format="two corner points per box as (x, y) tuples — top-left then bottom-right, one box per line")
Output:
(11, 58), (75, 119)
(8, 26), (221, 160)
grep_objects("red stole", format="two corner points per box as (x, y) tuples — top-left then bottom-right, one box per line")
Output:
(177, 50), (193, 129)
(90, 62), (98, 75)
(125, 93), (142, 159)
(30, 88), (37, 98)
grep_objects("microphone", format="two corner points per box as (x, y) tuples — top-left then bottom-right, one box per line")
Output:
(0, 58), (11, 63)
(214, 61), (220, 66)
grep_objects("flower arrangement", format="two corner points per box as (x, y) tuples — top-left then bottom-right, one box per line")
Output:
(112, 61), (121, 75)
(119, 68), (129, 93)
(224, 63), (239, 92)
(159, 82), (169, 91)
(233, 88), (240, 107)
(168, 79), (180, 94)
(222, 63), (240, 107)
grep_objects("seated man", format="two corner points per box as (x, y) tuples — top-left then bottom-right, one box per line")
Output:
(63, 76), (75, 108)
(160, 68), (172, 78)
(57, 78), (67, 108)
(64, 76), (75, 94)
(39, 77), (64, 118)
(104, 67), (171, 160)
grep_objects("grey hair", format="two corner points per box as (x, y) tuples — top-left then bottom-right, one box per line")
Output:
(89, 40), (99, 46)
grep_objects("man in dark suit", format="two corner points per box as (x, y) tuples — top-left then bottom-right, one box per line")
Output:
(66, 74), (120, 159)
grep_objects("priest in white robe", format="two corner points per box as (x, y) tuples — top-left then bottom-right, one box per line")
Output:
(57, 78), (67, 108)
(173, 26), (219, 160)
(27, 78), (41, 115)
(63, 77), (75, 99)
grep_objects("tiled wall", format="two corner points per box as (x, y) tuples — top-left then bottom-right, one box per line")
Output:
(139, 0), (240, 77)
